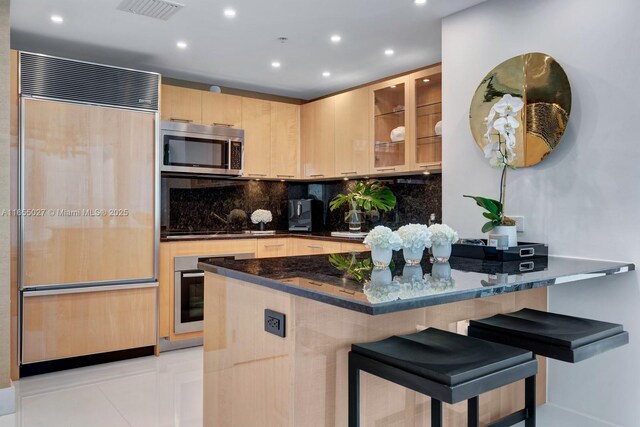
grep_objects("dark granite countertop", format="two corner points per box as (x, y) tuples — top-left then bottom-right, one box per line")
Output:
(161, 230), (365, 243)
(198, 252), (635, 315)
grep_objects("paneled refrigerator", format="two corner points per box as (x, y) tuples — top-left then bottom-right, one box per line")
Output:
(18, 52), (160, 372)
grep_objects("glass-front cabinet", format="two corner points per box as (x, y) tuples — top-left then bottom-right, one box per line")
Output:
(370, 76), (412, 173)
(411, 66), (442, 172)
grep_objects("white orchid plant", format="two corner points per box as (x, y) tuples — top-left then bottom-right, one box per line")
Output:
(363, 226), (403, 250)
(465, 94), (523, 233)
(396, 224), (432, 250)
(427, 224), (459, 246)
(250, 209), (273, 224)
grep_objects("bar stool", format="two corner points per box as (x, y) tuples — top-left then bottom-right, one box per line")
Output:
(349, 327), (538, 427)
(468, 308), (629, 425)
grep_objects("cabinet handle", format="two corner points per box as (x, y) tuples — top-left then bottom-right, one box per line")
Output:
(308, 281), (324, 287)
(417, 162), (441, 168)
(248, 173), (267, 177)
(376, 167), (396, 172)
(340, 171), (357, 175)
(277, 174), (295, 178)
(309, 174), (325, 178)
(212, 122), (233, 127)
(264, 244), (285, 248)
(170, 117), (193, 123)
(22, 282), (158, 296)
(340, 289), (356, 296)
(307, 245), (323, 249)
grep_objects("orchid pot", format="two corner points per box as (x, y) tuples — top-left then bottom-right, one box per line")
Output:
(492, 225), (517, 247)
(432, 242), (452, 262)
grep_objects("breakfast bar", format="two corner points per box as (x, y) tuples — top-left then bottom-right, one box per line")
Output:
(199, 252), (633, 426)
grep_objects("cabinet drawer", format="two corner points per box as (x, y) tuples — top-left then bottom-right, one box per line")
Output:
(292, 239), (342, 256)
(257, 238), (290, 258)
(22, 284), (157, 364)
(340, 242), (368, 253)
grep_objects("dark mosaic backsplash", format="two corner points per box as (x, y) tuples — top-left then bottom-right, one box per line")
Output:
(162, 174), (441, 233)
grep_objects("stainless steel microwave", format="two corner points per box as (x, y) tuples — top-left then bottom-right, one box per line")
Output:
(160, 121), (244, 176)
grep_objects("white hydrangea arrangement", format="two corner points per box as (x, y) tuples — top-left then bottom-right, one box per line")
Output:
(250, 209), (273, 224)
(363, 279), (401, 303)
(363, 226), (403, 250)
(396, 224), (432, 250)
(428, 224), (459, 246)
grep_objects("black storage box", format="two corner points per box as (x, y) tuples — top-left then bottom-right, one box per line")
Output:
(452, 240), (548, 262)
(449, 257), (548, 275)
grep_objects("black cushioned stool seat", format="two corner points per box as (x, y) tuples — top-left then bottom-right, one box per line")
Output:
(468, 308), (629, 363)
(349, 328), (538, 427)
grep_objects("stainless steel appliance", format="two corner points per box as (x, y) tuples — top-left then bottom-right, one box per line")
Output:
(288, 199), (324, 232)
(18, 52), (160, 367)
(161, 121), (244, 176)
(174, 253), (254, 334)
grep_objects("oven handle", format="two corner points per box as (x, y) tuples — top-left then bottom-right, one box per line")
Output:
(182, 272), (205, 278)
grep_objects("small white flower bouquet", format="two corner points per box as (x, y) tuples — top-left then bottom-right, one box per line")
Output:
(251, 209), (273, 224)
(396, 224), (432, 250)
(428, 224), (459, 246)
(363, 226), (402, 250)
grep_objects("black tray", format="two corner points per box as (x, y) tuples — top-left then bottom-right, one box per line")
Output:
(452, 240), (548, 261)
(449, 257), (548, 275)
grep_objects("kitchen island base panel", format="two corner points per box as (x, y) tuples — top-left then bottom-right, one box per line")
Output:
(203, 272), (547, 427)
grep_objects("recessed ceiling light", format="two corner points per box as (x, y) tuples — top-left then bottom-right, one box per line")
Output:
(423, 78), (430, 82)
(51, 14), (64, 23)
(271, 61), (281, 68)
(343, 177), (349, 181)
(322, 71), (331, 77)
(223, 8), (236, 18)
(384, 49), (395, 56)
(415, 0), (427, 4)
(330, 34), (341, 43)
(423, 171), (431, 175)
(176, 41), (188, 49)
(390, 85), (397, 88)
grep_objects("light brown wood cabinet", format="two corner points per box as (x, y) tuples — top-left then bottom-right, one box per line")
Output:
(301, 97), (335, 179)
(340, 241), (368, 253)
(242, 98), (272, 178)
(22, 285), (157, 364)
(270, 102), (300, 179)
(202, 92), (243, 128)
(409, 65), (443, 172)
(291, 238), (341, 255)
(160, 84), (202, 123)
(334, 87), (371, 177)
(256, 238), (290, 258)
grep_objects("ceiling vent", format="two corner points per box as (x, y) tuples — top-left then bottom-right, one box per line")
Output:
(117, 0), (184, 21)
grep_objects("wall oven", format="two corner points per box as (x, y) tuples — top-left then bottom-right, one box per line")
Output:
(161, 121), (244, 176)
(174, 253), (254, 334)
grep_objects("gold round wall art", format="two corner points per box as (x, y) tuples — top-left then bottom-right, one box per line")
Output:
(469, 52), (572, 167)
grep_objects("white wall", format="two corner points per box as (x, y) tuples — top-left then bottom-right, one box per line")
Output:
(442, 0), (640, 425)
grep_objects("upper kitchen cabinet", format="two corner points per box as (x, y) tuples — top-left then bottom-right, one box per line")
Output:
(160, 84), (202, 124)
(202, 92), (243, 128)
(411, 65), (442, 172)
(370, 76), (413, 174)
(242, 98), (272, 178)
(301, 97), (335, 179)
(270, 102), (300, 179)
(334, 87), (370, 178)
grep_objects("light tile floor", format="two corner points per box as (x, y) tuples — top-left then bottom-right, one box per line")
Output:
(0, 347), (620, 426)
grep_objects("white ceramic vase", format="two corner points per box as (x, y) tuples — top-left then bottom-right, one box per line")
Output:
(432, 242), (452, 262)
(371, 247), (393, 268)
(492, 225), (518, 247)
(402, 265), (423, 282)
(403, 247), (424, 265)
(371, 268), (392, 286)
(431, 262), (452, 281)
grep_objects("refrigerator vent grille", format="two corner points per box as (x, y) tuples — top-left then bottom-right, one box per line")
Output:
(117, 0), (184, 20)
(20, 52), (159, 111)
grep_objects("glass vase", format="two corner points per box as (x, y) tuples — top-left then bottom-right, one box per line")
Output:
(347, 201), (363, 233)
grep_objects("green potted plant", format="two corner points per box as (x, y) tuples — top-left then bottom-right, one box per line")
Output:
(329, 180), (397, 233)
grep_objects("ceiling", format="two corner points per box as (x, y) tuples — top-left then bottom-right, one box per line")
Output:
(11, 0), (485, 100)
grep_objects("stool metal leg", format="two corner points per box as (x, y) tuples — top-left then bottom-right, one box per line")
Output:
(348, 353), (360, 427)
(525, 375), (536, 427)
(431, 398), (443, 427)
(467, 396), (479, 427)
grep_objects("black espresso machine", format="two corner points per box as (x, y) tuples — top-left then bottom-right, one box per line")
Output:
(288, 199), (324, 232)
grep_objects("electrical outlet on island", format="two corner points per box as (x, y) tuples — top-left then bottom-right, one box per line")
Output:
(510, 216), (525, 232)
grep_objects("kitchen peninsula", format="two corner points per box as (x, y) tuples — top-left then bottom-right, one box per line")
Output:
(199, 252), (633, 426)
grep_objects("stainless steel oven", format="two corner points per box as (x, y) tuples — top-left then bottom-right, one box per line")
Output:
(161, 121), (244, 176)
(174, 253), (254, 334)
